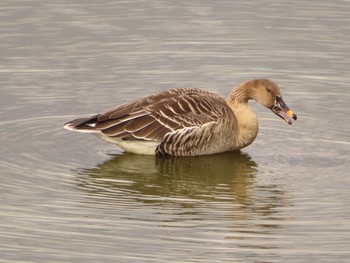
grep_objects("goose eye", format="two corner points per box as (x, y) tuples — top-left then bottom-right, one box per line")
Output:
(266, 87), (272, 93)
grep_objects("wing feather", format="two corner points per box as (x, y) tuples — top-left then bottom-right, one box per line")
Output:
(103, 123), (128, 137)
(124, 115), (156, 132)
(133, 124), (169, 140)
(82, 87), (232, 155)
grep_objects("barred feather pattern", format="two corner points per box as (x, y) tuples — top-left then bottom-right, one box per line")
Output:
(84, 88), (236, 156)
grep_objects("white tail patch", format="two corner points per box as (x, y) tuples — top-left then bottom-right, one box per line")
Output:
(63, 123), (101, 134)
(63, 123), (76, 131)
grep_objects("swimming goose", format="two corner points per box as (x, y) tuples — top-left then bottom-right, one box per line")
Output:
(64, 78), (297, 156)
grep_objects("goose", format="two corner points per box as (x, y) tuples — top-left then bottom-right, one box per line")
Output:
(64, 78), (297, 156)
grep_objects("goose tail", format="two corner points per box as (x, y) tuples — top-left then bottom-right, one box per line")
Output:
(64, 114), (101, 134)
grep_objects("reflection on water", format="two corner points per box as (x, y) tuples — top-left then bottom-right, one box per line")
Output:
(78, 151), (257, 202)
(74, 152), (292, 256)
(77, 151), (287, 225)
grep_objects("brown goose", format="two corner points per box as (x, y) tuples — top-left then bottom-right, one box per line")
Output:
(64, 79), (297, 156)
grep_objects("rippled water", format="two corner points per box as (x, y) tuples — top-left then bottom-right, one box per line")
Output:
(1, 0), (349, 262)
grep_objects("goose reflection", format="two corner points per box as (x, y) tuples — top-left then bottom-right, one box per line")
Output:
(76, 151), (285, 212)
(76, 150), (290, 244)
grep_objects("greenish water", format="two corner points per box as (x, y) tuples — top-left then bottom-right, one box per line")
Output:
(0, 0), (349, 262)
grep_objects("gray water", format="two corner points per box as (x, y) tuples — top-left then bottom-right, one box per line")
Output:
(1, 0), (349, 262)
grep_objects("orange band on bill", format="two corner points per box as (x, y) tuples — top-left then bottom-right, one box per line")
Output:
(287, 110), (294, 117)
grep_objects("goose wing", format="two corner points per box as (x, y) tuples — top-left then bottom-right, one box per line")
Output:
(92, 88), (233, 155)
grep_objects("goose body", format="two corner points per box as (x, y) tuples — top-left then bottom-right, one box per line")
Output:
(64, 79), (296, 156)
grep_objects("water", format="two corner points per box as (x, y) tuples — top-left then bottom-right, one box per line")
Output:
(1, 0), (349, 262)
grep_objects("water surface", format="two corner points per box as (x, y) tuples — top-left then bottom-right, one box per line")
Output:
(1, 0), (349, 262)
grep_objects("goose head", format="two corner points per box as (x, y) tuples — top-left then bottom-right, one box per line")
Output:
(249, 79), (297, 125)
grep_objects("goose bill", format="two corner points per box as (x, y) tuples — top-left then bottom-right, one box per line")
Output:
(271, 96), (297, 125)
